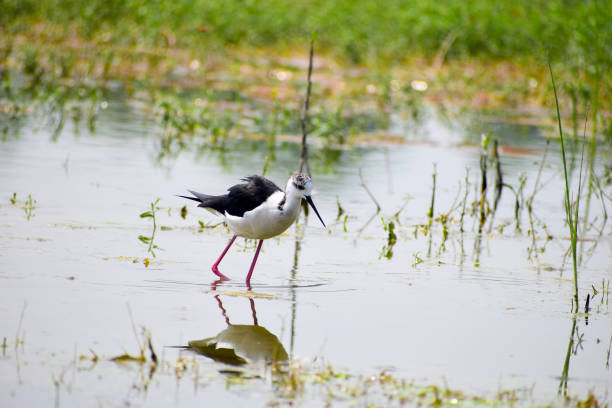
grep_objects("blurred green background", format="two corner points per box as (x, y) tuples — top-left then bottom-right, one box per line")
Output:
(1, 0), (611, 141)
(3, 0), (611, 65)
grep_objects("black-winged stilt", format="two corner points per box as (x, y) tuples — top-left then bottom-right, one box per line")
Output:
(179, 173), (325, 284)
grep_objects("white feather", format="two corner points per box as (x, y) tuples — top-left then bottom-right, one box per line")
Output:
(225, 191), (302, 239)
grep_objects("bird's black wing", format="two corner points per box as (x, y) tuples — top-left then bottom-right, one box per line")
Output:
(179, 175), (283, 217)
(225, 175), (283, 216)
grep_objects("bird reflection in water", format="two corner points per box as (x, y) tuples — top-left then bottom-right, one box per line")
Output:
(187, 282), (288, 369)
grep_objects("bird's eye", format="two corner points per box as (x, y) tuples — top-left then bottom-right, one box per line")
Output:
(293, 182), (305, 190)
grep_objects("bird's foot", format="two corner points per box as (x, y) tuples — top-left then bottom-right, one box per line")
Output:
(212, 265), (230, 280)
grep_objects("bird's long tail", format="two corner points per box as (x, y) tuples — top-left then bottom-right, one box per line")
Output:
(177, 190), (228, 214)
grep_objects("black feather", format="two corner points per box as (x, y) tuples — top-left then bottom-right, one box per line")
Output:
(180, 175), (283, 217)
(177, 195), (200, 203)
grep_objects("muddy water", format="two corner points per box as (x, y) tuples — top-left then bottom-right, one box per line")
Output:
(1, 98), (610, 407)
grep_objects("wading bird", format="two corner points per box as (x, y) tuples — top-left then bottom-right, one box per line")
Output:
(179, 173), (325, 284)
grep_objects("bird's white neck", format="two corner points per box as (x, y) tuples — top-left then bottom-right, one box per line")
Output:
(281, 190), (303, 215)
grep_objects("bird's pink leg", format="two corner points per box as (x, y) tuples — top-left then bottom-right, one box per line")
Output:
(211, 234), (237, 280)
(245, 240), (264, 285)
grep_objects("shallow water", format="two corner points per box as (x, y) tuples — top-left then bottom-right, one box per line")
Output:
(1, 97), (611, 407)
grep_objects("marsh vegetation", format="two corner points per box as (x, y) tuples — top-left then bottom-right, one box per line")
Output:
(1, 1), (611, 406)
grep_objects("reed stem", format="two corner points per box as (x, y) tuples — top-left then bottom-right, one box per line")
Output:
(548, 62), (579, 311)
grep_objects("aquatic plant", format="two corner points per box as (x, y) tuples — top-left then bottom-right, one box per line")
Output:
(379, 218), (397, 260)
(180, 205), (188, 219)
(427, 163), (437, 226)
(412, 252), (424, 268)
(477, 134), (490, 233)
(24, 194), (36, 220)
(549, 63), (580, 312)
(558, 316), (577, 396)
(139, 198), (160, 260)
(459, 168), (469, 233)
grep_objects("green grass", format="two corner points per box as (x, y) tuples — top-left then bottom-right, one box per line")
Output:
(1, 0), (610, 151)
(4, 0), (608, 142)
(2, 0), (611, 66)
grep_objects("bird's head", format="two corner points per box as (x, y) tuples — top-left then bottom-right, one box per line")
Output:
(287, 173), (313, 197)
(286, 173), (325, 228)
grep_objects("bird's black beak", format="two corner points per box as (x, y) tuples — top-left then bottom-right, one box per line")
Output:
(305, 195), (326, 228)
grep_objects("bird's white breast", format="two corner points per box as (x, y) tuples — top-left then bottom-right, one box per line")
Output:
(224, 191), (301, 239)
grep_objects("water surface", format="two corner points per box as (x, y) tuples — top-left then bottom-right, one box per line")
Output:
(1, 97), (610, 407)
